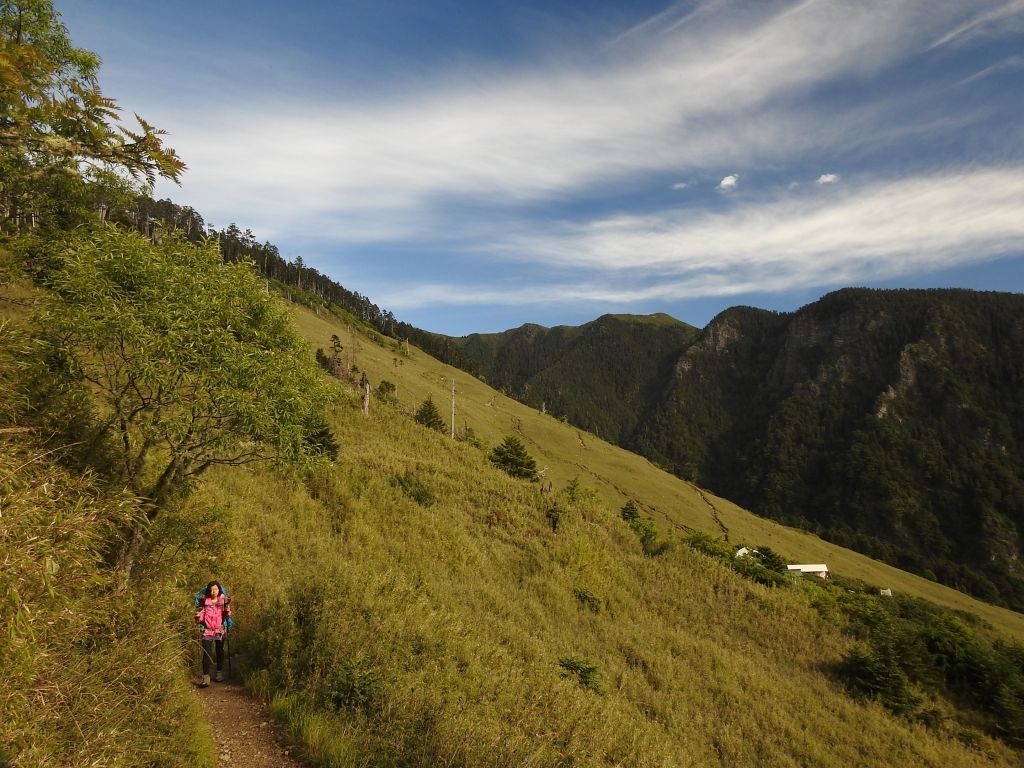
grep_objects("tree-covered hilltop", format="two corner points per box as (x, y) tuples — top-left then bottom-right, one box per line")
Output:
(453, 313), (699, 443)
(448, 289), (1024, 611)
(101, 194), (485, 373)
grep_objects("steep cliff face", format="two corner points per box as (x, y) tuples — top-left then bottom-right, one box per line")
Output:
(652, 289), (1024, 609)
(444, 289), (1024, 609)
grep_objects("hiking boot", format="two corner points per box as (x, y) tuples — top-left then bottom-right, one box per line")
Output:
(199, 674), (210, 688)
(215, 670), (224, 682)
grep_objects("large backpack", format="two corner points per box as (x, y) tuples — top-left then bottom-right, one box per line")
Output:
(194, 585), (234, 631)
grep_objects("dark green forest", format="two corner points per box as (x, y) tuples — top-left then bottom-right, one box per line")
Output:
(445, 291), (1024, 611)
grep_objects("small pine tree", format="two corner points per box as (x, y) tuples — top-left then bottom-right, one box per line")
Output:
(375, 380), (397, 405)
(620, 499), (640, 521)
(489, 435), (537, 480)
(414, 395), (445, 432)
(315, 347), (330, 372)
(304, 422), (340, 461)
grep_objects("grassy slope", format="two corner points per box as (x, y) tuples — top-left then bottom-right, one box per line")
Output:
(292, 305), (1024, 638)
(178, 301), (1024, 766)
(0, 282), (216, 768)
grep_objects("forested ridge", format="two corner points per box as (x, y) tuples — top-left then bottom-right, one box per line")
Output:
(114, 195), (482, 373)
(446, 290), (1024, 611)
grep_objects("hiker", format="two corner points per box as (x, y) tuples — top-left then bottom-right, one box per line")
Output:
(195, 580), (232, 687)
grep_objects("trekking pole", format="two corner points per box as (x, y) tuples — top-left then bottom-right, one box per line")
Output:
(226, 634), (232, 680)
(197, 632), (204, 682)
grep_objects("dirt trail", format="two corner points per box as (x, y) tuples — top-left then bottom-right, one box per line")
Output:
(195, 680), (306, 767)
(690, 483), (730, 541)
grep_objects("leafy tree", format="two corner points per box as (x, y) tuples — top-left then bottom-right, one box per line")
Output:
(375, 379), (397, 405)
(620, 499), (639, 521)
(39, 225), (335, 572)
(489, 435), (537, 480)
(1, 0), (184, 236)
(414, 394), (445, 432)
(755, 546), (788, 574)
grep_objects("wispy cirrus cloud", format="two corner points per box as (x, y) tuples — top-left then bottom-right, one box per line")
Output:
(379, 167), (1024, 309)
(155, 0), (1023, 238)
(65, 0), (1021, 331)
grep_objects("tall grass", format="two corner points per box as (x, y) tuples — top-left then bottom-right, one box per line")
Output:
(290, 305), (1024, 638)
(0, 439), (215, 767)
(200, 390), (1019, 766)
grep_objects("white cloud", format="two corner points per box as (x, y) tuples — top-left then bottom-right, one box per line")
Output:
(144, 1), (1013, 238)
(928, 0), (1024, 49)
(817, 173), (841, 185)
(671, 181), (689, 190)
(378, 167), (1024, 309)
(717, 174), (739, 191)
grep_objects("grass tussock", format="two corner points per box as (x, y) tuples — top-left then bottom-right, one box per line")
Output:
(201, 391), (1019, 767)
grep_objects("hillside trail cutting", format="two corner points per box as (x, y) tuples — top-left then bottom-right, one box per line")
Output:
(195, 679), (307, 767)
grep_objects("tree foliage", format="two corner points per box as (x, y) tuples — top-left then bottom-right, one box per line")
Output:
(39, 225), (335, 569)
(414, 394), (445, 432)
(1, 0), (183, 236)
(489, 435), (537, 480)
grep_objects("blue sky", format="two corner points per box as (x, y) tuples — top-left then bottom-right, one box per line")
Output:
(58, 0), (1024, 335)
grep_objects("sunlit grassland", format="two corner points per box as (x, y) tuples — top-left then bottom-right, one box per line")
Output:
(199, 367), (1017, 764)
(290, 304), (1024, 639)
(0, 436), (216, 768)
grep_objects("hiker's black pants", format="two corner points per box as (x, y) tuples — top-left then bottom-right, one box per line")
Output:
(201, 637), (224, 674)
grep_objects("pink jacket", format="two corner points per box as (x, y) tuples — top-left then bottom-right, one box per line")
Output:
(196, 596), (229, 638)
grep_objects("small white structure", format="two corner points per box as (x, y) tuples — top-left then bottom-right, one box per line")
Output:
(787, 563), (830, 580)
(879, 588), (893, 597)
(735, 547), (758, 558)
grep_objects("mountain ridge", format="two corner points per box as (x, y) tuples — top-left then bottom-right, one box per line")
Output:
(439, 287), (1024, 610)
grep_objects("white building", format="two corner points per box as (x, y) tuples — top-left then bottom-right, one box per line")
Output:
(787, 563), (830, 579)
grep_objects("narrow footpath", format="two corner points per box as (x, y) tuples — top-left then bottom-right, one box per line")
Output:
(195, 680), (307, 767)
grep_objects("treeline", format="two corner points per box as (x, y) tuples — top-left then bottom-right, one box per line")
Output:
(120, 197), (483, 373)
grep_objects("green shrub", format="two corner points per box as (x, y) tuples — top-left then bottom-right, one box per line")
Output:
(375, 379), (398, 405)
(563, 476), (599, 506)
(755, 546), (788, 574)
(836, 644), (920, 715)
(304, 421), (340, 461)
(629, 518), (670, 557)
(489, 435), (537, 480)
(573, 587), (601, 614)
(732, 555), (789, 587)
(324, 656), (382, 714)
(620, 499), (639, 521)
(558, 657), (602, 693)
(392, 471), (436, 507)
(683, 532), (734, 560)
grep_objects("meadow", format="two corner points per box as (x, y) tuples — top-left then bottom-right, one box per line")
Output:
(183, 300), (1024, 766)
